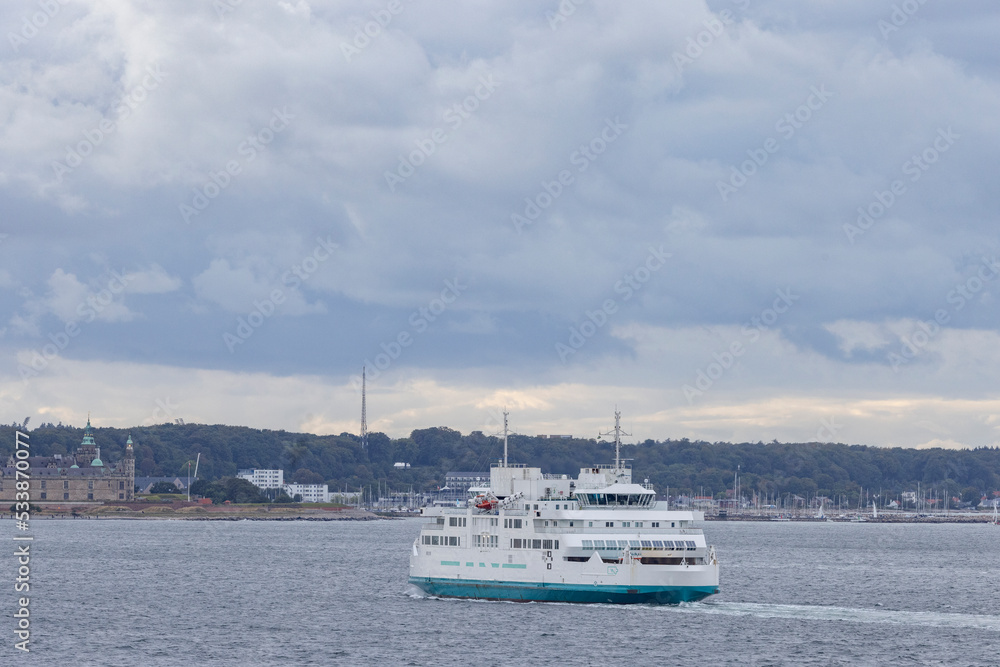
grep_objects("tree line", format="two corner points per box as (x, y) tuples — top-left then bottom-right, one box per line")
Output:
(2, 422), (998, 504)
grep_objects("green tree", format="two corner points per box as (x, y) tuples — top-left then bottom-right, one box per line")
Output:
(149, 481), (180, 494)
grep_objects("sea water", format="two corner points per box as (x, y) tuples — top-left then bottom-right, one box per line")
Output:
(7, 518), (1000, 665)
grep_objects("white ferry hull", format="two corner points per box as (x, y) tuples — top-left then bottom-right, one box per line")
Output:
(408, 410), (721, 605)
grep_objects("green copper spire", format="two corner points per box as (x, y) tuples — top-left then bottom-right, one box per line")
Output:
(81, 413), (97, 447)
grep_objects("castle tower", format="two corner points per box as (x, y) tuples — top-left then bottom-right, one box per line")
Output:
(77, 413), (98, 465)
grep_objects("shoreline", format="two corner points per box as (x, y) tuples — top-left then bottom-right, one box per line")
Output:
(3, 506), (383, 521)
(706, 513), (998, 524)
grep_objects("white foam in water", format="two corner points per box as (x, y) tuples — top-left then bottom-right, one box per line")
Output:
(672, 601), (1000, 632)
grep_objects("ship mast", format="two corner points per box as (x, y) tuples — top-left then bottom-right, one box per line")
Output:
(600, 409), (630, 473)
(502, 408), (509, 468)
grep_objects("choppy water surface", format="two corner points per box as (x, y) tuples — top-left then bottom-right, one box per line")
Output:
(8, 519), (1000, 665)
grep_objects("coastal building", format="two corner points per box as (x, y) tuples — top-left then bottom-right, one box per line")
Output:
(134, 476), (188, 494)
(236, 468), (284, 489)
(282, 483), (330, 503)
(0, 417), (135, 503)
(444, 471), (489, 493)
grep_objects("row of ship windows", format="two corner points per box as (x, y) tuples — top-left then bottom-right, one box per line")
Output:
(423, 535), (461, 546)
(582, 539), (697, 551)
(511, 538), (559, 550)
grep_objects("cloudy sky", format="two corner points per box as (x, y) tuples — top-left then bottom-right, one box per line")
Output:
(1, 0), (998, 449)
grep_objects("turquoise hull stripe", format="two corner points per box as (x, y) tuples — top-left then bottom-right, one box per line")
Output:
(409, 576), (718, 605)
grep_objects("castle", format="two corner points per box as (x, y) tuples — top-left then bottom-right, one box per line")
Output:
(0, 416), (135, 503)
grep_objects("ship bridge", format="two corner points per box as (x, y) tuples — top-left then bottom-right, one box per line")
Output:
(575, 482), (655, 508)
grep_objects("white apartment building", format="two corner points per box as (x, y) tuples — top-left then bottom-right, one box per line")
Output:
(282, 483), (330, 503)
(236, 468), (284, 489)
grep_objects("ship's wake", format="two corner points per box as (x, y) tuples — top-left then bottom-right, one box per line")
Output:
(673, 601), (1000, 631)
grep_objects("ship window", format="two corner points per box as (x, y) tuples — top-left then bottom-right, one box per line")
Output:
(555, 541), (559, 550)
(582, 540), (593, 549)
(513, 519), (522, 529)
(629, 540), (641, 548)
(636, 522), (643, 527)
(544, 521), (548, 526)
(671, 522), (675, 528)
(623, 522), (631, 527)
(542, 540), (553, 549)
(525, 505), (530, 510)
(532, 539), (541, 549)
(449, 517), (457, 526)
(533, 505), (538, 510)
(641, 540), (652, 548)
(652, 522), (660, 528)
(513, 539), (521, 548)
(593, 540), (605, 549)
(686, 541), (696, 550)
(605, 521), (613, 527)
(618, 540), (630, 548)
(662, 540), (673, 549)
(431, 536), (440, 545)
(652, 540), (663, 548)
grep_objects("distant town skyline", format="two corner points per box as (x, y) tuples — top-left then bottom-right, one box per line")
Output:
(2, 1), (998, 449)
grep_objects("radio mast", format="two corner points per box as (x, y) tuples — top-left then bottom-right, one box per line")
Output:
(361, 366), (368, 454)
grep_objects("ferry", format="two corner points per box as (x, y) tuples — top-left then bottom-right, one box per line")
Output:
(408, 411), (720, 604)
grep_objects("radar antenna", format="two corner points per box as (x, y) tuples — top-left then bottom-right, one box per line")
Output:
(599, 408), (631, 472)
